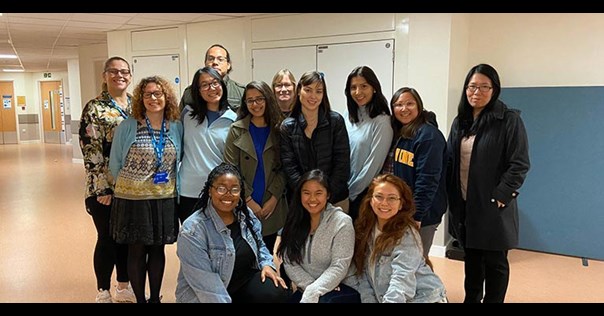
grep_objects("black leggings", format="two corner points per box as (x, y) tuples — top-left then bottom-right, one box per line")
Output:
(178, 196), (200, 224)
(86, 197), (129, 290)
(128, 244), (166, 303)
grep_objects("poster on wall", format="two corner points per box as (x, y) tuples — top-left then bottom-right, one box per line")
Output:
(3, 95), (12, 109)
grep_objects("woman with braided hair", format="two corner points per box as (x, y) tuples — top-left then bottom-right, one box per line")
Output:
(175, 163), (290, 303)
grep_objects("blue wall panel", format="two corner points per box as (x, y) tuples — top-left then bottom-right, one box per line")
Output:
(500, 87), (604, 260)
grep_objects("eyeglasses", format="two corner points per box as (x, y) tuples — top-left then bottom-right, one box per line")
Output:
(372, 194), (401, 205)
(105, 68), (131, 76)
(275, 83), (293, 90)
(212, 185), (241, 196)
(393, 101), (417, 109)
(466, 85), (493, 93)
(143, 91), (164, 99)
(200, 80), (221, 91)
(245, 97), (266, 106)
(206, 56), (228, 64)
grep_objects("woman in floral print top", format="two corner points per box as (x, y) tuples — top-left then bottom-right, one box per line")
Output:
(78, 56), (135, 303)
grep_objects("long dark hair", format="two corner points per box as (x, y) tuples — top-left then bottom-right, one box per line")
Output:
(237, 80), (285, 137)
(390, 87), (433, 140)
(189, 67), (230, 125)
(193, 163), (262, 246)
(457, 63), (501, 137)
(290, 71), (332, 120)
(345, 66), (390, 123)
(277, 169), (330, 265)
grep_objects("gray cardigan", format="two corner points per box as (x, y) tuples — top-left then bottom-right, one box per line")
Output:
(283, 204), (354, 303)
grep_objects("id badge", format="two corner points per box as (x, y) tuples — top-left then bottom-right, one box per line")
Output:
(153, 172), (169, 184)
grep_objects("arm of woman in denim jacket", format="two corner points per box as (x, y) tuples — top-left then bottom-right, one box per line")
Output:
(177, 228), (231, 303)
(383, 229), (423, 303)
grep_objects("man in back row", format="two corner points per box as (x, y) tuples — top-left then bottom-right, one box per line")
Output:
(179, 44), (245, 111)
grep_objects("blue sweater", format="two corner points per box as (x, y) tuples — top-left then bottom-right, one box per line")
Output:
(393, 123), (447, 226)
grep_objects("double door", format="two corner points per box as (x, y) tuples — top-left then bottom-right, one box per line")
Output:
(252, 39), (394, 115)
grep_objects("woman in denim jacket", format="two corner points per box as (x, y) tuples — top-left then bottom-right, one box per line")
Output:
(175, 163), (289, 303)
(349, 174), (447, 303)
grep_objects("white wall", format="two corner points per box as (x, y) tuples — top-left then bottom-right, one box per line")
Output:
(468, 13), (604, 87)
(78, 43), (108, 106)
(185, 19), (251, 87)
(68, 59), (83, 160)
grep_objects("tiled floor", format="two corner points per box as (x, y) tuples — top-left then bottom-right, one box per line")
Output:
(0, 143), (603, 303)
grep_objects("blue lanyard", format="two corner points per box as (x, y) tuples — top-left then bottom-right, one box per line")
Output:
(145, 116), (166, 170)
(109, 96), (130, 119)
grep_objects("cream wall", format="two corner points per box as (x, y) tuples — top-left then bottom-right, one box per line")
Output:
(468, 13), (604, 87)
(185, 19), (251, 87)
(78, 43), (109, 109)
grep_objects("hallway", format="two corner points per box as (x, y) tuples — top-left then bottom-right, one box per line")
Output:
(0, 144), (602, 302)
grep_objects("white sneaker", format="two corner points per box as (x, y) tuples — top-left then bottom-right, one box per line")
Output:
(114, 284), (136, 303)
(95, 289), (112, 303)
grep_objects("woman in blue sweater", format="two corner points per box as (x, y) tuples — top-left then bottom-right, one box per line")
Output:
(387, 87), (447, 257)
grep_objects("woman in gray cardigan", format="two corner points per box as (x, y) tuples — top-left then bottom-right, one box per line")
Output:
(277, 169), (359, 303)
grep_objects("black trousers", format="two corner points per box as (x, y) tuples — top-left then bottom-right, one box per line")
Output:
(463, 248), (509, 303)
(85, 196), (129, 290)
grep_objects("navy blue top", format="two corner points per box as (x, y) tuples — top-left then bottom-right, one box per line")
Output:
(393, 123), (447, 226)
(249, 123), (270, 205)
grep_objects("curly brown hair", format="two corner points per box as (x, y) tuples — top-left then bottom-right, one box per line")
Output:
(352, 174), (429, 275)
(131, 76), (180, 121)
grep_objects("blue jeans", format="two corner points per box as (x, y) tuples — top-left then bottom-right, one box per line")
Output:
(290, 283), (360, 303)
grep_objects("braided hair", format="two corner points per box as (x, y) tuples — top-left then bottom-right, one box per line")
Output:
(192, 162), (263, 246)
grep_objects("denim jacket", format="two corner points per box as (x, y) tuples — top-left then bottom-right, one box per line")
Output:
(349, 228), (447, 303)
(175, 203), (275, 303)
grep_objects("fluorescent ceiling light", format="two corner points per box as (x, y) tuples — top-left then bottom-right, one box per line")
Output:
(0, 54), (18, 59)
(2, 69), (24, 72)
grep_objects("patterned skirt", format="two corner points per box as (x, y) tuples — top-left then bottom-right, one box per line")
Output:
(111, 197), (178, 245)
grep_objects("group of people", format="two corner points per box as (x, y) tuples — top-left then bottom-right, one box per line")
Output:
(79, 42), (530, 303)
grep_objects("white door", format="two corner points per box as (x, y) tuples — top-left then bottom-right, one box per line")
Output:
(132, 55), (182, 98)
(252, 46), (317, 86)
(317, 40), (394, 115)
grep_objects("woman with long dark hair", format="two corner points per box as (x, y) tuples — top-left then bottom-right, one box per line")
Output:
(447, 64), (530, 303)
(277, 169), (358, 303)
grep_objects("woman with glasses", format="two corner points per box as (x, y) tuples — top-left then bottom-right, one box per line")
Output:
(384, 87), (447, 258)
(447, 64), (530, 303)
(78, 56), (135, 303)
(109, 76), (183, 303)
(280, 71), (351, 212)
(277, 169), (359, 303)
(344, 66), (393, 222)
(224, 81), (286, 253)
(178, 67), (237, 223)
(175, 163), (289, 303)
(347, 174), (447, 303)
(271, 69), (297, 116)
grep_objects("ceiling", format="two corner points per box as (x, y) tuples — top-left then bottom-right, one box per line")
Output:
(0, 13), (262, 73)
